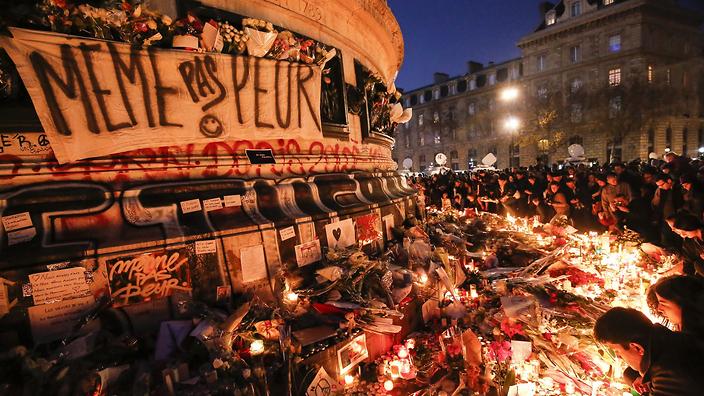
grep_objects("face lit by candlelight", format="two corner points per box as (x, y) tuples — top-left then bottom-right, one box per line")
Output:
(655, 293), (682, 329)
(605, 341), (645, 373)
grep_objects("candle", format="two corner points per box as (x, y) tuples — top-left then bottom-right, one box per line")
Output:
(250, 340), (264, 355)
(384, 379), (394, 391)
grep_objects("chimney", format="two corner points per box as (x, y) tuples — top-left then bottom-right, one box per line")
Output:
(433, 72), (449, 84)
(467, 61), (484, 74)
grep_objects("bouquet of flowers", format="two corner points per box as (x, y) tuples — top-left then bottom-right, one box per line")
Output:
(219, 21), (247, 54)
(171, 12), (203, 50)
(242, 17), (277, 57)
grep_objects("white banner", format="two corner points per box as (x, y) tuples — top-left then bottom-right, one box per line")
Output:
(1, 28), (323, 164)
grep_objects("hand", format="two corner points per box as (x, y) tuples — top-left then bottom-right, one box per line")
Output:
(632, 376), (651, 394)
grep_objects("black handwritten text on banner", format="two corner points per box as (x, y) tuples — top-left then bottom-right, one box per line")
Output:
(1, 28), (322, 164)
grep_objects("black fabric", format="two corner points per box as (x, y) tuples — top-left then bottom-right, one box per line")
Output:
(640, 325), (704, 396)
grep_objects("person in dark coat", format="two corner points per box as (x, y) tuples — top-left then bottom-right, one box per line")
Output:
(594, 307), (704, 396)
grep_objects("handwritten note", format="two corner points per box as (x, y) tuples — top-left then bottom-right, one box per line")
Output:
(2, 212), (33, 231)
(29, 267), (90, 305)
(295, 240), (322, 267)
(223, 195), (242, 207)
(28, 295), (95, 343)
(279, 226), (296, 241)
(0, 278), (12, 317)
(324, 218), (355, 250)
(180, 199), (202, 214)
(240, 245), (267, 282)
(8, 227), (37, 245)
(195, 240), (217, 255)
(202, 198), (223, 212)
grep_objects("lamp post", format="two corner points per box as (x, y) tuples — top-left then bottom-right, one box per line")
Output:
(499, 87), (521, 167)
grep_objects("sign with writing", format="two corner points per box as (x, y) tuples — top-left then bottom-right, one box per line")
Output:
(245, 149), (276, 164)
(195, 240), (217, 255)
(1, 28), (322, 164)
(202, 198), (223, 212)
(106, 248), (193, 307)
(7, 227), (37, 246)
(28, 295), (96, 343)
(306, 367), (338, 396)
(223, 194), (242, 207)
(29, 267), (90, 305)
(279, 226), (296, 241)
(240, 244), (267, 283)
(2, 212), (33, 232)
(295, 239), (322, 267)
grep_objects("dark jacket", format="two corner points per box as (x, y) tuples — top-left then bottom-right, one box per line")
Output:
(640, 324), (704, 396)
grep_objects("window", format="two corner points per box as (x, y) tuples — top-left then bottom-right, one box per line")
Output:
(537, 54), (546, 72)
(537, 85), (548, 100)
(604, 0), (614, 5)
(609, 34), (621, 52)
(433, 130), (441, 144)
(423, 90), (432, 102)
(489, 145), (498, 155)
(419, 132), (425, 146)
(468, 102), (476, 116)
(609, 96), (622, 118)
(419, 154), (426, 164)
(607, 137), (623, 162)
(699, 126), (704, 151)
(440, 85), (449, 97)
(683, 127), (689, 156)
(433, 89), (440, 100)
(488, 99), (495, 111)
(457, 80), (467, 93)
(608, 68), (621, 86)
(546, 11), (556, 26)
(469, 79), (476, 90)
(666, 126), (672, 150)
(569, 135), (584, 145)
(433, 111), (440, 124)
(489, 74), (496, 85)
(571, 104), (583, 123)
(538, 139), (550, 152)
(449, 84), (456, 95)
(448, 109), (454, 121)
(509, 143), (520, 167)
(570, 46), (581, 63)
(468, 124), (476, 138)
(648, 128), (655, 154)
(571, 1), (581, 17)
(418, 114), (424, 127)
(647, 65), (654, 83)
(451, 163), (459, 171)
(450, 150), (458, 160)
(467, 148), (478, 159)
(570, 78), (583, 93)
(404, 133), (410, 148)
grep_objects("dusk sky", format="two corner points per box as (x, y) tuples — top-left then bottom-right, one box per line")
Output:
(389, 0), (704, 91)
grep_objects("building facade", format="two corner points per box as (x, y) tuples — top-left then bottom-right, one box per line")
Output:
(394, 0), (704, 170)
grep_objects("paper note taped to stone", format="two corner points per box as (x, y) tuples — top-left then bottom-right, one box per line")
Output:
(279, 226), (296, 241)
(195, 240), (217, 255)
(223, 195), (242, 207)
(203, 198), (223, 212)
(29, 267), (90, 305)
(240, 245), (267, 282)
(8, 227), (37, 245)
(2, 212), (33, 231)
(180, 199), (202, 214)
(28, 295), (95, 343)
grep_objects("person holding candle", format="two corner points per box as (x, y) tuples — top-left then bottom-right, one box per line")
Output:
(594, 307), (704, 396)
(669, 212), (704, 277)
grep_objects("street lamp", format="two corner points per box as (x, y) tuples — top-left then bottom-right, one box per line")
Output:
(499, 87), (520, 102)
(504, 116), (521, 131)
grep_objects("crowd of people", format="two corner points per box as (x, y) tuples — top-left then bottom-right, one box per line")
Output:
(407, 151), (704, 396)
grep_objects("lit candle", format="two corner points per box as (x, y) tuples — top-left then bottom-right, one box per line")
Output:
(344, 374), (355, 385)
(470, 284), (479, 299)
(383, 379), (394, 391)
(250, 340), (264, 355)
(285, 291), (299, 302)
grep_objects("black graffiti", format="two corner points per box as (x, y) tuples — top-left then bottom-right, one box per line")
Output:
(148, 47), (183, 128)
(199, 115), (224, 138)
(274, 61), (292, 129)
(297, 63), (321, 132)
(231, 55), (250, 125)
(29, 45), (100, 136)
(254, 57), (274, 129)
(107, 42), (155, 128)
(178, 55), (226, 112)
(80, 43), (132, 132)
